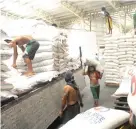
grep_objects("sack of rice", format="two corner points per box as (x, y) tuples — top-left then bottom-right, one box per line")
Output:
(60, 107), (130, 129)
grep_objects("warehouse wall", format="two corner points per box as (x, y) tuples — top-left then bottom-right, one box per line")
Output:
(1, 69), (86, 129)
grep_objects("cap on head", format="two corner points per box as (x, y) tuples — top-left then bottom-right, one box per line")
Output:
(65, 70), (73, 82)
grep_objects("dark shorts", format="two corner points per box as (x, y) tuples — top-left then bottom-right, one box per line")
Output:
(62, 102), (80, 124)
(90, 85), (100, 100)
(133, 114), (136, 127)
(23, 40), (40, 60)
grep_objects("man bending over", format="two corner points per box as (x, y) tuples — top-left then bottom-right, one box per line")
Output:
(4, 36), (40, 76)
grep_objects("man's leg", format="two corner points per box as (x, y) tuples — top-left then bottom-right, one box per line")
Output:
(24, 57), (35, 76)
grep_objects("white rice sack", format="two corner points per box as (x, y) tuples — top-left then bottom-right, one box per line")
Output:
(105, 71), (119, 76)
(0, 91), (18, 99)
(3, 52), (53, 67)
(105, 69), (119, 73)
(104, 50), (117, 53)
(105, 65), (119, 69)
(33, 65), (54, 73)
(119, 35), (133, 39)
(5, 76), (35, 89)
(34, 71), (58, 83)
(96, 64), (104, 73)
(114, 78), (131, 96)
(104, 53), (118, 56)
(118, 42), (133, 46)
(83, 58), (99, 66)
(52, 46), (68, 53)
(1, 72), (10, 78)
(104, 53), (112, 56)
(105, 62), (118, 67)
(119, 66), (136, 79)
(0, 50), (12, 55)
(118, 54), (133, 59)
(60, 107), (130, 129)
(104, 56), (118, 59)
(105, 59), (119, 64)
(119, 58), (133, 61)
(126, 51), (134, 55)
(126, 39), (136, 42)
(119, 61), (134, 65)
(37, 45), (53, 53)
(32, 59), (54, 68)
(105, 78), (119, 82)
(105, 47), (116, 50)
(106, 75), (119, 78)
(105, 44), (118, 47)
(116, 52), (126, 55)
(133, 51), (136, 55)
(105, 80), (119, 84)
(38, 41), (53, 46)
(119, 45), (134, 48)
(1, 64), (9, 72)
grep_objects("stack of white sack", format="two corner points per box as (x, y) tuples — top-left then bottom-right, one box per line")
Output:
(1, 30), (12, 81)
(103, 36), (120, 84)
(127, 72), (136, 116)
(60, 106), (130, 129)
(53, 32), (69, 73)
(134, 35), (136, 66)
(83, 57), (104, 74)
(2, 39), (60, 92)
(3, 40), (55, 74)
(66, 57), (81, 70)
(118, 36), (134, 69)
(112, 66), (136, 97)
(4, 71), (58, 93)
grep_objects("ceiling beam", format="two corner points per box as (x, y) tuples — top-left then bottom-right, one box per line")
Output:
(1, 9), (24, 19)
(105, 0), (121, 11)
(35, 9), (60, 25)
(61, 0), (87, 19)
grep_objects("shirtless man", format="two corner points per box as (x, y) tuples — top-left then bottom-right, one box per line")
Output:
(83, 65), (102, 107)
(59, 71), (83, 124)
(4, 36), (40, 76)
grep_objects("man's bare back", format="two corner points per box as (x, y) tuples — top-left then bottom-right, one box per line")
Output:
(12, 36), (33, 46)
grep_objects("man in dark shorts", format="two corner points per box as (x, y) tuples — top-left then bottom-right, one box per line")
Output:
(59, 70), (83, 124)
(4, 36), (40, 76)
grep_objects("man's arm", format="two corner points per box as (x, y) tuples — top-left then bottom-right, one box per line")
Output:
(61, 87), (69, 112)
